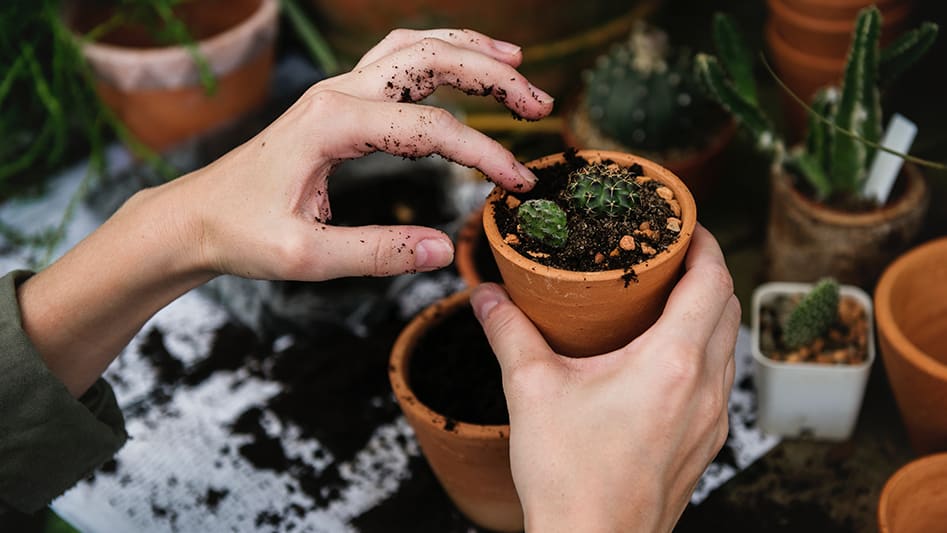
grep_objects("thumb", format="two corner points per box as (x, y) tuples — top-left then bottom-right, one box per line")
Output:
(306, 224), (453, 280)
(471, 283), (553, 374)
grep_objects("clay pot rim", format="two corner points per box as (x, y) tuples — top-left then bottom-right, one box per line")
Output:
(389, 288), (511, 440)
(772, 159), (927, 227)
(765, 22), (845, 71)
(561, 94), (739, 171)
(73, 0), (277, 60)
(751, 281), (876, 371)
(767, 0), (912, 34)
(483, 150), (697, 282)
(874, 237), (947, 380)
(877, 451), (947, 532)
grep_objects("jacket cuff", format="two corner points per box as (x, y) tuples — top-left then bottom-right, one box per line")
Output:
(0, 271), (128, 513)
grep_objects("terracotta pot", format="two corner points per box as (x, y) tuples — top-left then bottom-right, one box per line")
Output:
(764, 161), (929, 288)
(875, 237), (947, 455)
(70, 0), (279, 151)
(562, 98), (736, 203)
(877, 452), (947, 532)
(389, 288), (522, 532)
(307, 0), (663, 109)
(455, 206), (486, 287)
(483, 150), (697, 357)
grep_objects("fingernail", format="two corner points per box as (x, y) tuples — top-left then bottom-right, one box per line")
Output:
(471, 285), (505, 323)
(415, 238), (454, 271)
(515, 160), (538, 185)
(493, 40), (521, 55)
(527, 83), (555, 105)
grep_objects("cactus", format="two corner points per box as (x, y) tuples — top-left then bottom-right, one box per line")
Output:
(517, 199), (569, 249)
(783, 279), (840, 349)
(695, 8), (938, 202)
(581, 23), (722, 153)
(567, 163), (640, 218)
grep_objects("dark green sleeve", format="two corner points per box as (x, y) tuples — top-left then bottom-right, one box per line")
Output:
(0, 270), (128, 513)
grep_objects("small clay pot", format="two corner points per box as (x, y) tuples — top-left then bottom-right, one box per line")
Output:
(877, 452), (947, 532)
(764, 161), (929, 288)
(70, 0), (279, 151)
(483, 150), (696, 357)
(875, 237), (947, 455)
(562, 99), (737, 203)
(389, 288), (522, 532)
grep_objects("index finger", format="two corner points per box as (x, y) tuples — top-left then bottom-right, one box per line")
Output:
(354, 28), (523, 70)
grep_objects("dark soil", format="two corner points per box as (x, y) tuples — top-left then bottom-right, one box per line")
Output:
(492, 149), (680, 273)
(758, 294), (869, 365)
(788, 166), (911, 213)
(408, 304), (508, 426)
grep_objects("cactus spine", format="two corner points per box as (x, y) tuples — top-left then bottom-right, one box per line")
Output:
(695, 8), (937, 202)
(517, 199), (569, 249)
(567, 163), (640, 218)
(783, 279), (840, 349)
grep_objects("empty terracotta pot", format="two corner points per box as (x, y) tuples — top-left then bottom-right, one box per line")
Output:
(70, 0), (279, 151)
(389, 288), (522, 532)
(875, 237), (947, 455)
(877, 452), (947, 532)
(764, 161), (928, 288)
(483, 150), (696, 357)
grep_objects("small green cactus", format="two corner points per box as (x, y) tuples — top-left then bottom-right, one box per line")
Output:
(582, 22), (721, 153)
(517, 199), (569, 249)
(567, 163), (640, 218)
(695, 8), (938, 202)
(783, 279), (840, 349)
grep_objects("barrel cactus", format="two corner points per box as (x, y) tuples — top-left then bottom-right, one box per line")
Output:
(517, 199), (569, 249)
(783, 279), (840, 349)
(581, 22), (722, 153)
(567, 163), (640, 218)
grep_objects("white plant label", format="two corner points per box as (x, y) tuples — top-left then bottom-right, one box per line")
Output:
(862, 113), (917, 204)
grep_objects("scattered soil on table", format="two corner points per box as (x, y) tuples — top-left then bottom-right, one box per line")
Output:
(491, 149), (681, 273)
(409, 304), (508, 426)
(758, 294), (869, 365)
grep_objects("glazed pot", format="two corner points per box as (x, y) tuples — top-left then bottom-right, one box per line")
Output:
(562, 99), (736, 202)
(877, 452), (947, 532)
(751, 282), (875, 441)
(875, 237), (947, 455)
(764, 161), (929, 288)
(307, 0), (663, 110)
(69, 0), (279, 151)
(483, 150), (696, 357)
(389, 288), (522, 532)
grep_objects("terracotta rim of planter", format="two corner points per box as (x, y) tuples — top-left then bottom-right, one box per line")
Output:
(877, 451), (947, 532)
(455, 206), (487, 288)
(74, 0), (279, 90)
(768, 0), (912, 35)
(751, 282), (875, 372)
(874, 237), (947, 381)
(389, 288), (510, 441)
(771, 160), (927, 228)
(778, 0), (903, 20)
(765, 22), (845, 72)
(483, 150), (697, 283)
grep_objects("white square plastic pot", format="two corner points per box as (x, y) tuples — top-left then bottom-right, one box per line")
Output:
(751, 282), (875, 441)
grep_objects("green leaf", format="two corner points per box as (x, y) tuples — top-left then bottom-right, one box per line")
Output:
(880, 22), (939, 88)
(787, 152), (833, 201)
(711, 13), (757, 105)
(695, 54), (778, 152)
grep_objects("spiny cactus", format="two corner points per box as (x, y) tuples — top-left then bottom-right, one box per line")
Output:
(581, 23), (720, 153)
(517, 199), (569, 249)
(567, 163), (640, 218)
(695, 8), (938, 202)
(783, 279), (840, 349)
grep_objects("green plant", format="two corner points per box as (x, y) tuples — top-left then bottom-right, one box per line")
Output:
(695, 8), (938, 203)
(517, 199), (569, 249)
(566, 163), (640, 217)
(783, 278), (840, 349)
(581, 22), (724, 154)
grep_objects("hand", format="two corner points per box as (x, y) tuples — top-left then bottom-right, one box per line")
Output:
(471, 225), (740, 533)
(17, 29), (554, 397)
(176, 28), (554, 281)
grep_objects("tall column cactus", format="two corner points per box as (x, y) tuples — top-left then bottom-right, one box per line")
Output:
(695, 8), (937, 202)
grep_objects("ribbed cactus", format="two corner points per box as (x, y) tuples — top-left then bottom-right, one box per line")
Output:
(517, 199), (569, 249)
(783, 279), (840, 349)
(567, 163), (639, 218)
(695, 8), (937, 202)
(581, 23), (718, 153)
